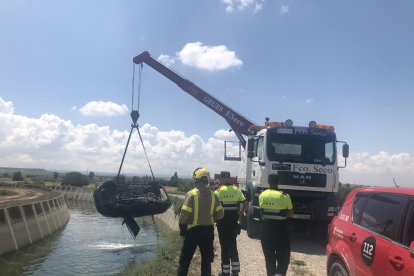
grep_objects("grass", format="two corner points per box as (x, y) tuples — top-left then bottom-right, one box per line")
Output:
(119, 229), (203, 276)
(290, 258), (315, 276)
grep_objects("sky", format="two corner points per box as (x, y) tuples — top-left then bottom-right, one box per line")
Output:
(1, 0), (414, 187)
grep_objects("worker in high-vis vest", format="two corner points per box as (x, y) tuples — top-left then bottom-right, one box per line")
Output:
(215, 171), (248, 276)
(177, 167), (224, 276)
(259, 174), (293, 276)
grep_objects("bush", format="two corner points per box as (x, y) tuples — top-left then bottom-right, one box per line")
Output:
(12, 171), (24, 181)
(336, 183), (361, 206)
(62, 172), (89, 187)
(177, 179), (194, 193)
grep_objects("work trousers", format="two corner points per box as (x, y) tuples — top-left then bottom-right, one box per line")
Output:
(217, 216), (240, 275)
(260, 220), (290, 276)
(177, 225), (214, 276)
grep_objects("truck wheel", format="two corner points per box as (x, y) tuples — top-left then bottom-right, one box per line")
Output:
(246, 205), (260, 239)
(329, 259), (348, 276)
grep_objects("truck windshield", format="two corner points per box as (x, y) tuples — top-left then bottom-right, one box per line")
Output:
(266, 131), (336, 164)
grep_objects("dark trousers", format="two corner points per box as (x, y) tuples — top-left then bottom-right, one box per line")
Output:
(260, 220), (290, 276)
(177, 225), (214, 276)
(217, 220), (240, 275)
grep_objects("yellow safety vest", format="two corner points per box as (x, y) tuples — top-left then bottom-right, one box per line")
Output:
(181, 188), (223, 229)
(259, 189), (292, 220)
(215, 185), (245, 211)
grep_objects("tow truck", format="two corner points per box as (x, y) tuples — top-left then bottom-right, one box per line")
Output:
(132, 51), (349, 238)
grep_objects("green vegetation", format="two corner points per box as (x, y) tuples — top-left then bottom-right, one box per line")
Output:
(120, 229), (203, 276)
(177, 178), (194, 193)
(120, 232), (183, 276)
(62, 172), (89, 187)
(290, 258), (314, 276)
(170, 171), (179, 186)
(170, 195), (184, 216)
(336, 183), (362, 206)
(88, 171), (95, 180)
(12, 171), (24, 181)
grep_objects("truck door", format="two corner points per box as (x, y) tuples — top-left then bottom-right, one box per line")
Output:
(251, 136), (265, 187)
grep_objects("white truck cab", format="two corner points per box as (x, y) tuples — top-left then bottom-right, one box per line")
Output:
(237, 119), (349, 238)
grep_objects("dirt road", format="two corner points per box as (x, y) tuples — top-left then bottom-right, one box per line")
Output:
(212, 229), (327, 276)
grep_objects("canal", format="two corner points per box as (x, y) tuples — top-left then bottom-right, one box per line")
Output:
(0, 200), (167, 275)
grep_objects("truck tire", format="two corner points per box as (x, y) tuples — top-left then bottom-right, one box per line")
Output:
(246, 204), (260, 239)
(329, 259), (348, 276)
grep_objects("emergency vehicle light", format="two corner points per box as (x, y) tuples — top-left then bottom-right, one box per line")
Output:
(316, 124), (335, 131)
(265, 121), (285, 127)
(249, 125), (266, 131)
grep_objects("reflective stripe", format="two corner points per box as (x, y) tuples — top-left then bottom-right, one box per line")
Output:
(261, 208), (288, 220)
(210, 191), (215, 223)
(263, 208), (283, 214)
(222, 201), (239, 205)
(223, 206), (239, 210)
(262, 214), (286, 220)
(181, 205), (192, 212)
(222, 264), (230, 268)
(231, 262), (240, 266)
(222, 201), (239, 211)
(188, 189), (198, 228)
(222, 269), (230, 273)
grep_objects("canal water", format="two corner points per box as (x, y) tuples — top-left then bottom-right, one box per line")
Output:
(0, 200), (167, 275)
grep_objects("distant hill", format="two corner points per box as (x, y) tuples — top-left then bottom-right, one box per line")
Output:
(0, 167), (54, 177)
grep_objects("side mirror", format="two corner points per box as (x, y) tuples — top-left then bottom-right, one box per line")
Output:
(342, 143), (349, 158)
(247, 138), (254, 159)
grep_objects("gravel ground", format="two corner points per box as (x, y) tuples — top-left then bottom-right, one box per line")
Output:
(212, 229), (327, 276)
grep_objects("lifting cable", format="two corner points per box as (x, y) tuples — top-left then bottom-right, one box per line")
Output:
(116, 63), (156, 184)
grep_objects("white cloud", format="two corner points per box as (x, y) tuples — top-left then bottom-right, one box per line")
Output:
(340, 151), (414, 187)
(280, 5), (289, 14)
(305, 98), (313, 104)
(79, 101), (129, 117)
(2, 97), (414, 187)
(0, 97), (14, 114)
(223, 0), (264, 14)
(214, 129), (237, 139)
(158, 54), (175, 66)
(177, 42), (243, 71)
(0, 97), (240, 177)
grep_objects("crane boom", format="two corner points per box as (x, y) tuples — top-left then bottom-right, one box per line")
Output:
(132, 51), (255, 147)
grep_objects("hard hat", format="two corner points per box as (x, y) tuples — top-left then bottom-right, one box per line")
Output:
(193, 167), (211, 184)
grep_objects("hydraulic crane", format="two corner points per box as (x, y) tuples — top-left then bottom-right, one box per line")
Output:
(133, 51), (255, 148)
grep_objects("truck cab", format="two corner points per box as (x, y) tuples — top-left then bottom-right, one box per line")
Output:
(238, 119), (349, 238)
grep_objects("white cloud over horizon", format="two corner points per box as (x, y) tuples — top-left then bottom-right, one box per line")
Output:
(1, 97), (413, 187)
(78, 101), (129, 117)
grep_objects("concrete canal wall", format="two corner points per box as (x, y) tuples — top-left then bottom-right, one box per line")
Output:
(0, 192), (70, 256)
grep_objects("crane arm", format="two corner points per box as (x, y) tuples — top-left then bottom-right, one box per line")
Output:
(133, 51), (255, 147)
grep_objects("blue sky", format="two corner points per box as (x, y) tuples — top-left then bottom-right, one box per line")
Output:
(1, 0), (413, 187)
